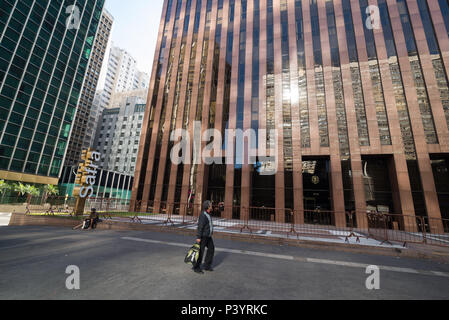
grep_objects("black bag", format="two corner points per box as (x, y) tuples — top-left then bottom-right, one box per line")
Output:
(91, 217), (100, 229)
(184, 243), (200, 265)
(82, 219), (91, 229)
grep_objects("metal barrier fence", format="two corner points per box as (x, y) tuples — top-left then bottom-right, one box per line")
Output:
(120, 201), (199, 225)
(303, 209), (336, 226)
(19, 196), (131, 215)
(22, 197), (449, 248)
(85, 198), (130, 212)
(22, 196), (77, 214)
(115, 204), (449, 247)
(0, 195), (76, 206)
(366, 213), (449, 247)
(113, 204), (349, 239)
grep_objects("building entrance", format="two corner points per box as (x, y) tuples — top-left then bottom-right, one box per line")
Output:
(302, 158), (332, 211)
(431, 155), (449, 220)
(362, 156), (394, 214)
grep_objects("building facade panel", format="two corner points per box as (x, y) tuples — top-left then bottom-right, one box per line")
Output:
(165, 0), (201, 209)
(152, 0), (190, 212)
(177, 0), (210, 212)
(193, 0), (222, 216)
(139, 0), (181, 211)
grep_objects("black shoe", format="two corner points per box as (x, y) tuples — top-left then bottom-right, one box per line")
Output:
(204, 267), (214, 272)
(193, 268), (204, 274)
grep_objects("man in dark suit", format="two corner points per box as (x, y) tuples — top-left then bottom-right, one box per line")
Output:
(193, 200), (215, 274)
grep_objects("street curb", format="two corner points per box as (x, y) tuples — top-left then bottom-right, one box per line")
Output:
(8, 212), (449, 264)
(9, 212), (82, 228)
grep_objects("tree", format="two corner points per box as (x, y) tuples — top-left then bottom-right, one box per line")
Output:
(0, 180), (10, 195)
(24, 185), (40, 205)
(45, 184), (59, 197)
(25, 185), (40, 197)
(43, 184), (59, 205)
(13, 182), (27, 199)
(0, 180), (11, 203)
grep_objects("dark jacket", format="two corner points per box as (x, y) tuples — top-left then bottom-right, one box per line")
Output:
(197, 211), (213, 239)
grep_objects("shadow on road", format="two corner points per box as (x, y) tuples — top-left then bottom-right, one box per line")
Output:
(212, 251), (229, 268)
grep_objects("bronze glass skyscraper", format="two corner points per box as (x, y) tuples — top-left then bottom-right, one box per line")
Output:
(132, 0), (449, 229)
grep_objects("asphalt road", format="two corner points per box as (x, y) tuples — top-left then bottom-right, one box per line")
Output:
(1, 226), (449, 300)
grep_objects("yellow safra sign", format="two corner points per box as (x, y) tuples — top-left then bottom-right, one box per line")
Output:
(73, 150), (101, 199)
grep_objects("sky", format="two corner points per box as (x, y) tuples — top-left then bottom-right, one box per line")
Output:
(103, 0), (165, 75)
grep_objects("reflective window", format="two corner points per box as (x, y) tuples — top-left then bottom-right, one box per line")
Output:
(378, 0), (416, 158)
(251, 0), (260, 140)
(359, 0), (391, 145)
(295, 0), (310, 148)
(266, 0), (275, 150)
(438, 0), (449, 38)
(310, 0), (329, 147)
(326, 0), (350, 158)
(208, 0), (224, 129)
(397, 0), (439, 143)
(281, 0), (294, 208)
(281, 0), (293, 171)
(416, 0), (449, 131)
(222, 0), (235, 137)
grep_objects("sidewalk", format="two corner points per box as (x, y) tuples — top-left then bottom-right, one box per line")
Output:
(0, 213), (11, 226)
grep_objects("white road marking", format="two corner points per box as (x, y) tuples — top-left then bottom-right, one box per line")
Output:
(122, 236), (295, 261)
(306, 258), (369, 269)
(121, 236), (449, 278)
(432, 271), (449, 278)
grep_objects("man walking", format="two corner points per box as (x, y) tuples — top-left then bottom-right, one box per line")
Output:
(193, 200), (215, 274)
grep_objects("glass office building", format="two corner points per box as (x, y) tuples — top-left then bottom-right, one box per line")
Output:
(132, 0), (449, 227)
(64, 9), (113, 168)
(0, 0), (105, 185)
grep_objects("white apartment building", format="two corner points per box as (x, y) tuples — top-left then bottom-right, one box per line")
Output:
(93, 95), (146, 176)
(101, 45), (150, 109)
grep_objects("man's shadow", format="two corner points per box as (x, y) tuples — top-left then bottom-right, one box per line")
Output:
(212, 251), (228, 268)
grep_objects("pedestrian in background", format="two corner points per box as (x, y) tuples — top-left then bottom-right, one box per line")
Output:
(193, 200), (215, 274)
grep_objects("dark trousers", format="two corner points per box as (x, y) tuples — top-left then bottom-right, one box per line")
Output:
(194, 237), (215, 270)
